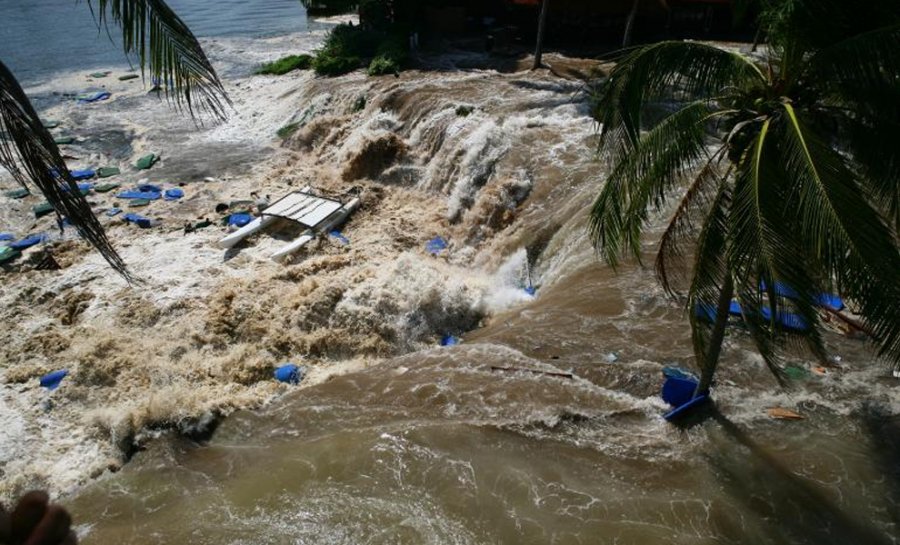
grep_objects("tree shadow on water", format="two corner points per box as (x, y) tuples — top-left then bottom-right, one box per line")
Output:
(704, 407), (895, 545)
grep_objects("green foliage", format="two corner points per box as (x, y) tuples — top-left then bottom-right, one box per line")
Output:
(589, 0), (900, 384)
(277, 122), (301, 139)
(312, 52), (362, 76)
(256, 54), (313, 75)
(367, 55), (400, 76)
(312, 22), (409, 77)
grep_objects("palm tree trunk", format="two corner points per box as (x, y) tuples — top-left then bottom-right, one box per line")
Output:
(532, 0), (550, 70)
(696, 275), (734, 395)
(622, 0), (640, 48)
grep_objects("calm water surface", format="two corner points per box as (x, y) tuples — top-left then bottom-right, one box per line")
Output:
(0, 0), (310, 83)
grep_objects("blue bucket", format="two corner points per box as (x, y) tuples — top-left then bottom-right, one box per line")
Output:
(274, 364), (306, 385)
(40, 369), (69, 390)
(661, 376), (699, 408)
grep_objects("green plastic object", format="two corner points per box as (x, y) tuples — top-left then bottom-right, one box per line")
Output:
(784, 366), (810, 380)
(54, 136), (75, 145)
(90, 71), (110, 78)
(128, 198), (151, 208)
(194, 219), (213, 230)
(118, 73), (140, 81)
(135, 153), (159, 170)
(0, 246), (21, 264)
(97, 166), (121, 178)
(43, 120), (60, 129)
(33, 202), (54, 218)
(5, 188), (30, 199)
(94, 182), (121, 193)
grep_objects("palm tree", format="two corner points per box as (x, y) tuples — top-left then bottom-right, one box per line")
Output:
(0, 0), (230, 279)
(533, 0), (550, 69)
(589, 0), (900, 394)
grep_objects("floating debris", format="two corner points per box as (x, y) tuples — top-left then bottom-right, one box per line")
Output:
(768, 407), (804, 420)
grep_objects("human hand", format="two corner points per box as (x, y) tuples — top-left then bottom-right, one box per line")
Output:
(0, 491), (77, 545)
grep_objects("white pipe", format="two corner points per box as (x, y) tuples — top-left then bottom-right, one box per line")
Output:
(216, 186), (311, 249)
(271, 197), (360, 262)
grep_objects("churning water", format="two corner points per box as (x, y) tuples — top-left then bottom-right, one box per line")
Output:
(0, 4), (897, 544)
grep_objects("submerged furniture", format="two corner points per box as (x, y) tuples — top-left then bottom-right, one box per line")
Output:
(217, 188), (360, 262)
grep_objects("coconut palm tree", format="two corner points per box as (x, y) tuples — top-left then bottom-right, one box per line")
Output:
(0, 0), (229, 279)
(589, 0), (900, 393)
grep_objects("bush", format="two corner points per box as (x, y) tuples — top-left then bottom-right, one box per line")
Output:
(313, 53), (362, 76)
(311, 23), (410, 77)
(367, 55), (400, 76)
(256, 54), (313, 75)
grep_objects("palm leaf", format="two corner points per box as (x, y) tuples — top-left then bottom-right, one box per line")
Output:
(590, 101), (712, 267)
(806, 24), (900, 120)
(656, 148), (728, 296)
(87, 0), (231, 121)
(779, 103), (900, 367)
(593, 41), (765, 157)
(686, 181), (731, 378)
(0, 61), (130, 279)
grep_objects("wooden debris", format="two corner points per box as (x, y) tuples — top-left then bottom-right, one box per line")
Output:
(767, 407), (804, 420)
(490, 366), (573, 379)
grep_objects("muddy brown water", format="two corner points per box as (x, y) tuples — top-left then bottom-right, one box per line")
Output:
(3, 14), (897, 542)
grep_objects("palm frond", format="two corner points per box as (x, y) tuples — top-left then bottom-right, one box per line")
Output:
(726, 117), (834, 379)
(0, 61), (130, 279)
(656, 148), (728, 296)
(589, 101), (712, 267)
(87, 0), (231, 121)
(806, 24), (900, 120)
(592, 41), (765, 157)
(779, 104), (900, 367)
(838, 116), (900, 232)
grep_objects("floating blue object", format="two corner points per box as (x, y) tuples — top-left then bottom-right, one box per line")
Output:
(123, 213), (152, 228)
(77, 91), (111, 103)
(227, 213), (253, 228)
(40, 370), (68, 390)
(9, 234), (48, 250)
(70, 169), (95, 180)
(106, 207), (122, 217)
(760, 307), (810, 332)
(138, 184), (163, 194)
(761, 281), (845, 312)
(728, 300), (742, 316)
(524, 285), (537, 296)
(274, 364), (306, 385)
(815, 293), (845, 312)
(440, 334), (460, 347)
(61, 182), (93, 193)
(0, 233), (14, 242)
(664, 394), (710, 422)
(163, 188), (184, 201)
(661, 375), (700, 408)
(425, 236), (448, 255)
(329, 230), (350, 245)
(761, 281), (800, 299)
(117, 190), (161, 200)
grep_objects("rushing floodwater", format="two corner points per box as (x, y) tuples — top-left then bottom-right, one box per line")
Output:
(1, 3), (898, 544)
